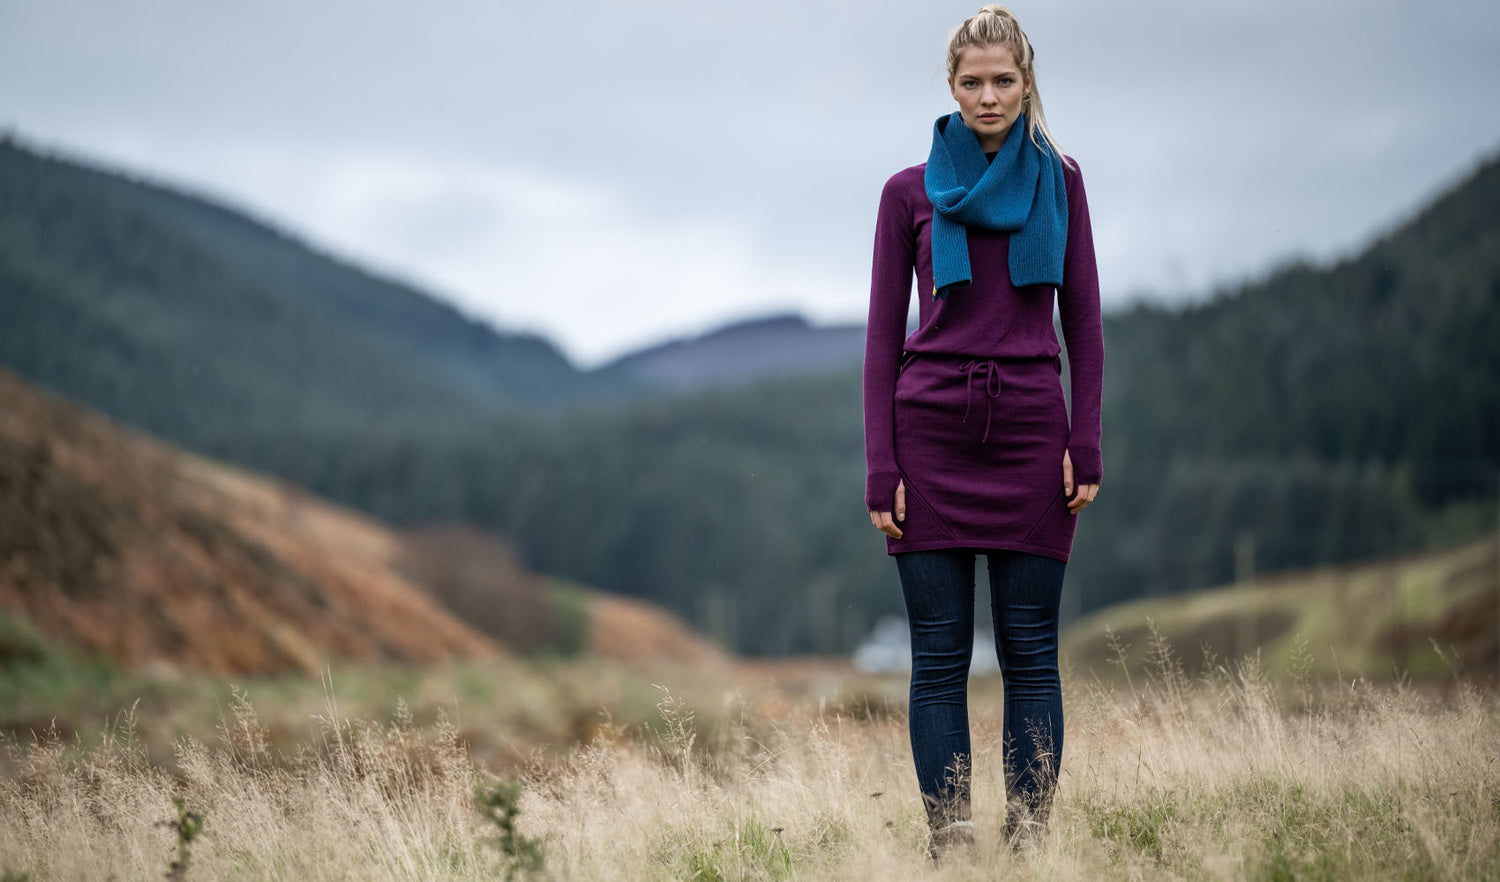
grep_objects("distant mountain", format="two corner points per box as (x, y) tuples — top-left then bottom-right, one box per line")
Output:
(598, 313), (866, 389)
(0, 134), (635, 455)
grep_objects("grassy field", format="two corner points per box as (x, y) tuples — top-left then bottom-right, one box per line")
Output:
(2, 627), (1497, 881)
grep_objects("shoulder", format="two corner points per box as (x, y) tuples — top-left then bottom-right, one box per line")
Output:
(1060, 153), (1085, 185)
(876, 163), (926, 216)
(887, 162), (927, 186)
(1059, 153), (1090, 203)
(882, 162), (927, 197)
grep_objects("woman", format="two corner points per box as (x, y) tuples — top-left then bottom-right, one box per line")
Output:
(862, 4), (1103, 860)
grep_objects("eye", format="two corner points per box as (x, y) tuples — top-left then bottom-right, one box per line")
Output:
(1000, 77), (1014, 86)
(961, 79), (978, 88)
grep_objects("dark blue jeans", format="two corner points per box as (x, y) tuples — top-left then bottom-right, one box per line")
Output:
(895, 547), (1065, 831)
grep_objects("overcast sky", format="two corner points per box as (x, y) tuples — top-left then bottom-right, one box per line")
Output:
(3, 0), (1498, 366)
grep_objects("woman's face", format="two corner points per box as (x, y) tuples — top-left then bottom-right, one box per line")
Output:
(947, 44), (1030, 152)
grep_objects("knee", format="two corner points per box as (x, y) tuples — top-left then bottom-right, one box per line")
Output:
(998, 654), (1060, 696)
(912, 642), (973, 685)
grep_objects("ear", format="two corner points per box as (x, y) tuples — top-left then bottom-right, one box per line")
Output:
(947, 75), (957, 101)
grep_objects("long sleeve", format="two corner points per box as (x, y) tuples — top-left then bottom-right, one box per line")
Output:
(863, 172), (916, 511)
(1057, 158), (1105, 485)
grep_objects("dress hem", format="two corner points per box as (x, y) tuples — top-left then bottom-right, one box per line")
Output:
(884, 535), (1072, 563)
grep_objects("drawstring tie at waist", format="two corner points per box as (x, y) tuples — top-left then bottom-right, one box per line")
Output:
(960, 358), (1003, 443)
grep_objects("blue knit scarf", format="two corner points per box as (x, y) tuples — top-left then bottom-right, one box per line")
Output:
(924, 111), (1068, 298)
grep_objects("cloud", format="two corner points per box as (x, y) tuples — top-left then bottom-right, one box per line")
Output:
(3, 0), (1499, 361)
(282, 153), (851, 365)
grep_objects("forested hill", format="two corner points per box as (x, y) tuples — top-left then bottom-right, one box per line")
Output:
(0, 135), (630, 454)
(1103, 150), (1499, 471)
(1069, 150), (1500, 607)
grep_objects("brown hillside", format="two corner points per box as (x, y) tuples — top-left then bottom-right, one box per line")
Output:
(0, 365), (499, 674)
(392, 523), (730, 669)
(0, 366), (729, 677)
(393, 523), (570, 656)
(586, 589), (730, 670)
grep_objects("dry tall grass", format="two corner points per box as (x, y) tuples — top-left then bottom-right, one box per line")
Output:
(3, 632), (1497, 880)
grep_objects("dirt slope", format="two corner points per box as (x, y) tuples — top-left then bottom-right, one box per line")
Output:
(0, 365), (500, 674)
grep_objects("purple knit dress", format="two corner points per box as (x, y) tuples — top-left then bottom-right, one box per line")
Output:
(862, 157), (1104, 561)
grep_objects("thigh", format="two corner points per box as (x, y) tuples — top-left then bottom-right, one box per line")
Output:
(984, 550), (1064, 635)
(896, 548), (977, 640)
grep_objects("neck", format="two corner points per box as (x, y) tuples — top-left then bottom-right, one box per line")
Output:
(977, 112), (1027, 154)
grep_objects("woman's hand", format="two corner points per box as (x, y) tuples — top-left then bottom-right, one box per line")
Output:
(869, 479), (906, 538)
(1063, 450), (1099, 514)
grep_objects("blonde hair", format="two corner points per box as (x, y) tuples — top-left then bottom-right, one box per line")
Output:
(946, 4), (1068, 163)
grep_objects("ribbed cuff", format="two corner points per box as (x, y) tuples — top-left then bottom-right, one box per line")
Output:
(1068, 445), (1102, 486)
(865, 469), (902, 512)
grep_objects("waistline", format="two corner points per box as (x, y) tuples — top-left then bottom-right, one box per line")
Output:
(898, 351), (1063, 444)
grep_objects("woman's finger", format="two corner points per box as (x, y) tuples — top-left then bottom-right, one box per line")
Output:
(870, 510), (903, 539)
(1067, 484), (1099, 513)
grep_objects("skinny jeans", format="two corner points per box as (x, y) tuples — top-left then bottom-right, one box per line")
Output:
(895, 547), (1065, 830)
